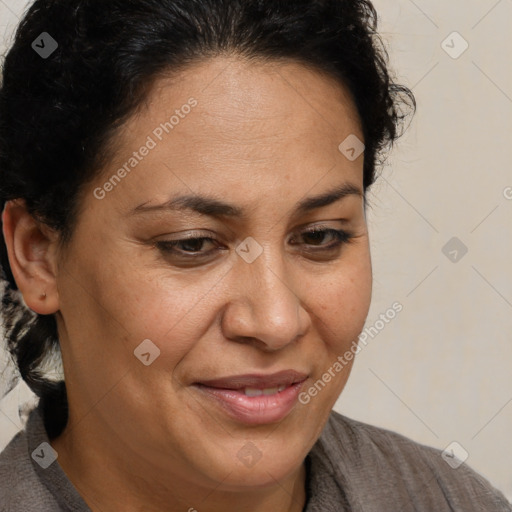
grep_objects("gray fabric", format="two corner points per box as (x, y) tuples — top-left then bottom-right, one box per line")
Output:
(1, 401), (510, 511)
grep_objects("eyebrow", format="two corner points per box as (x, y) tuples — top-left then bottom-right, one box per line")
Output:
(131, 182), (363, 219)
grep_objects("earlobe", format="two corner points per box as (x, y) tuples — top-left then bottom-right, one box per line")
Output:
(1, 199), (60, 315)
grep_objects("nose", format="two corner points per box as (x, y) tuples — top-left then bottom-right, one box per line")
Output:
(220, 248), (310, 351)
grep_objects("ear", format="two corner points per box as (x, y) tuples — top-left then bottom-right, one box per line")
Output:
(2, 199), (60, 315)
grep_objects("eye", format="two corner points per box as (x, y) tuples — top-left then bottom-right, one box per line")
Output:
(290, 226), (354, 252)
(156, 236), (221, 258)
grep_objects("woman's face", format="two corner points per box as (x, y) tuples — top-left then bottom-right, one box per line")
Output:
(53, 56), (372, 492)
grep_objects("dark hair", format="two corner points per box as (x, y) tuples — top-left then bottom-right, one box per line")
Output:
(0, 0), (415, 438)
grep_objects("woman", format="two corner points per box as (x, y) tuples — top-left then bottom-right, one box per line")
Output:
(0, 0), (510, 511)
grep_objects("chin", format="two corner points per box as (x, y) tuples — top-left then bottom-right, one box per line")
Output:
(209, 443), (304, 488)
(215, 461), (300, 490)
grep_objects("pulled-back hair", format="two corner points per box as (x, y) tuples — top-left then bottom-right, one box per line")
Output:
(0, 0), (415, 438)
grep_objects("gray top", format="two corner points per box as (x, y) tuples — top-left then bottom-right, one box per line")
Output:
(1, 401), (510, 511)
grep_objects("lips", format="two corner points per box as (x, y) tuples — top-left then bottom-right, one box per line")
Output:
(194, 369), (308, 390)
(192, 370), (309, 425)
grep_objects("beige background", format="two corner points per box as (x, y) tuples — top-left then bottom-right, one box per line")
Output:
(1, 0), (511, 501)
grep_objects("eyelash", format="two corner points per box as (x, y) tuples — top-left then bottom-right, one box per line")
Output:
(155, 227), (354, 260)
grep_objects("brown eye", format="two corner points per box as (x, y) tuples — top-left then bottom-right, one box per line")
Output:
(291, 228), (353, 250)
(156, 237), (219, 257)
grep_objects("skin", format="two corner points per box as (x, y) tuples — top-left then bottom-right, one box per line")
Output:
(2, 56), (372, 512)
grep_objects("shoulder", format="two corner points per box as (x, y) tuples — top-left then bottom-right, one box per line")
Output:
(312, 410), (512, 511)
(0, 412), (61, 511)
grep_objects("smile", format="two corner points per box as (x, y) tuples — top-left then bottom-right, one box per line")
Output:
(193, 370), (308, 425)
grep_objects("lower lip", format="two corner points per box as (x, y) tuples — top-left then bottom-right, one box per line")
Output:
(193, 380), (307, 425)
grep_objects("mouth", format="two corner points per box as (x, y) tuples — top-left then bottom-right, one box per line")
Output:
(195, 369), (308, 391)
(192, 370), (309, 425)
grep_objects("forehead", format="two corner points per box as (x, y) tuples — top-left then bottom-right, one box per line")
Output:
(121, 55), (362, 150)
(96, 56), (365, 215)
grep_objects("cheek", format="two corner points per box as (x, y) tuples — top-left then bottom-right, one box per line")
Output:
(312, 254), (372, 348)
(70, 253), (226, 364)
(56, 253), (219, 411)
